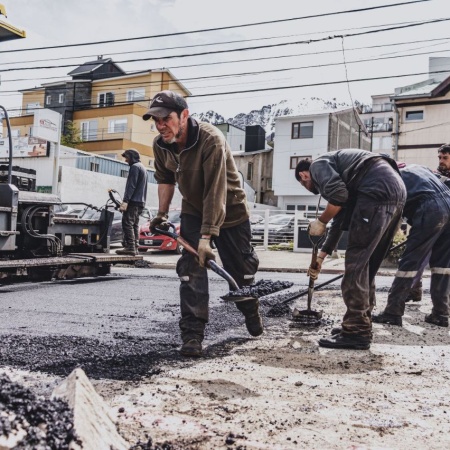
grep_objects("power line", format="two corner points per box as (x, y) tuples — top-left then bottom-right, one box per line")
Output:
(0, 0), (430, 54)
(3, 44), (450, 98)
(4, 69), (449, 115)
(0, 18), (433, 68)
(1, 16), (448, 74)
(3, 35), (450, 86)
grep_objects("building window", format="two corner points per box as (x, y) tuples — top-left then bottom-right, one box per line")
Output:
(290, 155), (312, 169)
(26, 102), (40, 114)
(108, 118), (127, 133)
(58, 93), (64, 104)
(120, 169), (128, 178)
(81, 121), (98, 141)
(99, 92), (115, 107)
(46, 95), (51, 105)
(90, 162), (99, 172)
(126, 88), (145, 102)
(292, 121), (313, 139)
(247, 162), (253, 181)
(266, 178), (272, 190)
(405, 110), (424, 121)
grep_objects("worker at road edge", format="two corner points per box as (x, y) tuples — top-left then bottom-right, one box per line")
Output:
(404, 143), (450, 302)
(143, 90), (260, 357)
(372, 164), (450, 327)
(116, 149), (148, 256)
(295, 149), (406, 350)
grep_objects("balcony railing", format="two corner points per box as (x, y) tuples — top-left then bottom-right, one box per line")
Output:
(361, 104), (394, 114)
(81, 128), (132, 142)
(364, 122), (393, 133)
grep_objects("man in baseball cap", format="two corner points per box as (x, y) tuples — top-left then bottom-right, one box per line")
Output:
(142, 90), (188, 121)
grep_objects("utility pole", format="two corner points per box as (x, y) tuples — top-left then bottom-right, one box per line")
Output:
(370, 117), (374, 152)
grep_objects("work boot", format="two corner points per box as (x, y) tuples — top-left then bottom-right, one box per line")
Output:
(372, 311), (403, 326)
(116, 247), (137, 256)
(236, 299), (264, 337)
(405, 286), (422, 302)
(424, 314), (449, 327)
(180, 339), (202, 357)
(318, 333), (371, 350)
(245, 312), (264, 337)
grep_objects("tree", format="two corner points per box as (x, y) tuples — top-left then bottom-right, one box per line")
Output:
(61, 121), (83, 148)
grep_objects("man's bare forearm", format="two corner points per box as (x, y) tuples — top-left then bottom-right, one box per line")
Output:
(158, 184), (175, 212)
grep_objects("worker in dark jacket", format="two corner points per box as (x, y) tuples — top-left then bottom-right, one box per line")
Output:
(143, 90), (260, 357)
(116, 148), (148, 256)
(295, 149), (406, 350)
(405, 144), (450, 302)
(372, 164), (450, 327)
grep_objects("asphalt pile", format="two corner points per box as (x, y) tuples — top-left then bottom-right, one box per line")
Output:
(224, 279), (293, 299)
(0, 372), (79, 449)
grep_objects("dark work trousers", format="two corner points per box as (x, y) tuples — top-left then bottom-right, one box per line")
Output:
(384, 195), (450, 317)
(341, 170), (406, 338)
(176, 213), (259, 343)
(121, 204), (143, 249)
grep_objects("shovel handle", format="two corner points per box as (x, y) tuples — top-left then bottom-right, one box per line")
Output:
(155, 225), (199, 257)
(155, 226), (240, 291)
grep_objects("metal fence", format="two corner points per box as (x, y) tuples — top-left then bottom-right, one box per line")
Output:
(250, 209), (312, 249)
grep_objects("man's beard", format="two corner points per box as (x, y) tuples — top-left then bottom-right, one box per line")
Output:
(438, 165), (450, 177)
(304, 179), (319, 194)
(164, 125), (185, 145)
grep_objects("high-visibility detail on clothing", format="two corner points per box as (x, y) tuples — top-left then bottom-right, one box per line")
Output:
(431, 267), (450, 275)
(395, 270), (418, 278)
(179, 276), (189, 282)
(244, 274), (254, 279)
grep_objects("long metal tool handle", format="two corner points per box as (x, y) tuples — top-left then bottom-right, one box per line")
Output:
(279, 238), (407, 306)
(155, 226), (240, 291)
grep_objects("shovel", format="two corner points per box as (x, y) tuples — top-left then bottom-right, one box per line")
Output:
(155, 224), (293, 302)
(290, 232), (326, 325)
(267, 238), (407, 316)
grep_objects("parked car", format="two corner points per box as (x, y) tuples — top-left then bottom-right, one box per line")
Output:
(61, 205), (151, 245)
(250, 214), (264, 224)
(251, 214), (300, 244)
(138, 210), (183, 254)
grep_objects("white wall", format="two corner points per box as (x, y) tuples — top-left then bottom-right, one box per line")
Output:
(273, 114), (329, 199)
(59, 165), (182, 209)
(225, 125), (246, 152)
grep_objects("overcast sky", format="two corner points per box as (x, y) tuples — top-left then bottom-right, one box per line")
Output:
(1, 0), (450, 118)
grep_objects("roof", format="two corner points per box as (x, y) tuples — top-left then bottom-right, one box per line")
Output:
(0, 19), (26, 41)
(67, 58), (125, 77)
(232, 148), (272, 156)
(275, 106), (355, 120)
(392, 79), (441, 99)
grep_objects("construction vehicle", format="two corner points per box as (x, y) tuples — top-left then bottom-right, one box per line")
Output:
(0, 106), (141, 283)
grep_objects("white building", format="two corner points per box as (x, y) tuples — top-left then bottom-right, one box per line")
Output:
(273, 108), (369, 215)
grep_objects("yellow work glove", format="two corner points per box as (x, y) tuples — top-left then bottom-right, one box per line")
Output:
(198, 238), (216, 268)
(308, 219), (326, 236)
(119, 202), (128, 212)
(307, 256), (324, 281)
(150, 211), (169, 233)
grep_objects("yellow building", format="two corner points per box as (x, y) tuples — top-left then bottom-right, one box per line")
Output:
(12, 57), (190, 167)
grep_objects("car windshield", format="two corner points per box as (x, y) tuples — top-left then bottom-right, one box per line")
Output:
(268, 216), (291, 225)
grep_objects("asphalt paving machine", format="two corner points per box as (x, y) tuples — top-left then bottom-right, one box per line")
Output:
(0, 106), (140, 283)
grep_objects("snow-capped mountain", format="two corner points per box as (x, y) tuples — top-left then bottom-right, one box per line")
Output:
(192, 97), (351, 135)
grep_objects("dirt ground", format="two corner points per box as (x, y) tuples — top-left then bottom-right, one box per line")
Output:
(3, 282), (450, 449)
(92, 286), (450, 449)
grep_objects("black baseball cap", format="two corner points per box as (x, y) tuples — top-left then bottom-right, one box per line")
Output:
(142, 90), (188, 121)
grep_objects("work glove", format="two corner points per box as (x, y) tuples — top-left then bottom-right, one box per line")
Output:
(308, 219), (326, 236)
(197, 238), (216, 268)
(307, 256), (324, 281)
(119, 202), (128, 212)
(149, 211), (169, 233)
